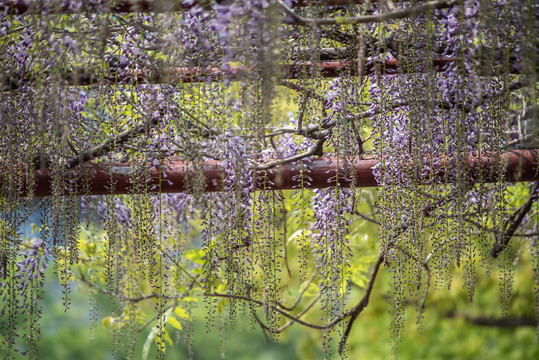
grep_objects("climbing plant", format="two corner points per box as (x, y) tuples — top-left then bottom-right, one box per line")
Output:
(0, 0), (538, 359)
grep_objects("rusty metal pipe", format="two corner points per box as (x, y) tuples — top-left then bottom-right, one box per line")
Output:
(1, 0), (375, 15)
(4, 59), (453, 89)
(15, 150), (539, 197)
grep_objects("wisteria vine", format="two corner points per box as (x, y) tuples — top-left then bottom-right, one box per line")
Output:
(0, 0), (538, 359)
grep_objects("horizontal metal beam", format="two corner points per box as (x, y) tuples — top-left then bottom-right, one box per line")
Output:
(9, 55), (530, 88)
(14, 150), (539, 197)
(0, 0), (370, 15)
(5, 58), (458, 89)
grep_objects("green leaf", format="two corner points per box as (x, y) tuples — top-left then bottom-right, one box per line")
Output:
(182, 296), (199, 303)
(102, 316), (114, 328)
(287, 229), (303, 244)
(142, 326), (158, 360)
(143, 309), (174, 359)
(168, 316), (183, 331)
(184, 249), (204, 263)
(174, 307), (190, 320)
(163, 329), (173, 346)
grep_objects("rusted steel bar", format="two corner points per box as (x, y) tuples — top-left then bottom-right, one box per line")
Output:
(6, 56), (529, 89)
(5, 58), (455, 89)
(0, 0), (196, 14)
(14, 150), (539, 197)
(0, 0), (372, 15)
(97, 59), (452, 84)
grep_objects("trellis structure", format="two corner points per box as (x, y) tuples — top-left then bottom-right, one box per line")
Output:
(1, 0), (536, 194)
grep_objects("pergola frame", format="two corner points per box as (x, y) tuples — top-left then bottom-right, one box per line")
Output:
(2, 0), (537, 197)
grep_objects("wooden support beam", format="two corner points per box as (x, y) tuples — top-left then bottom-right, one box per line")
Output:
(13, 150), (539, 197)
